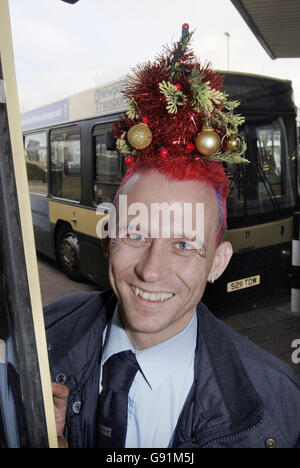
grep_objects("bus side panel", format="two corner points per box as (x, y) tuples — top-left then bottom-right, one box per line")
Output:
(48, 200), (109, 285)
(77, 233), (110, 288)
(30, 195), (56, 260)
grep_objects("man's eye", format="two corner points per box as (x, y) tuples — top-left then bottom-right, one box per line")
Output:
(176, 241), (194, 251)
(128, 232), (146, 242)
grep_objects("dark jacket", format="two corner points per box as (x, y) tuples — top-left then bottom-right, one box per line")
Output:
(44, 289), (300, 448)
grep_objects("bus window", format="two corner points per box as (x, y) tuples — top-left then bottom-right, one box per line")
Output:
(24, 132), (47, 196)
(256, 122), (282, 196)
(227, 118), (294, 218)
(93, 128), (126, 204)
(50, 127), (81, 202)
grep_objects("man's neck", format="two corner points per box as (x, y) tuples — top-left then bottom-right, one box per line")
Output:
(119, 312), (196, 350)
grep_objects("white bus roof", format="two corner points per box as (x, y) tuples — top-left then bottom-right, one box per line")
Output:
(21, 72), (292, 132)
(21, 77), (128, 131)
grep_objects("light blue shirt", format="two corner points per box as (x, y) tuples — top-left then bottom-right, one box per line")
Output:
(100, 306), (197, 448)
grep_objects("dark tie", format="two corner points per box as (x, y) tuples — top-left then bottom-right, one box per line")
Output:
(98, 350), (140, 448)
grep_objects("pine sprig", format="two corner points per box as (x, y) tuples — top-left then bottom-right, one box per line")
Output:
(189, 69), (227, 114)
(191, 81), (214, 114)
(224, 99), (240, 111)
(158, 81), (187, 114)
(206, 141), (249, 164)
(126, 98), (139, 120)
(215, 108), (245, 134)
(116, 132), (137, 156)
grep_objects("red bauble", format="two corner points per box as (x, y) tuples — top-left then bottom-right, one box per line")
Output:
(142, 116), (149, 124)
(125, 156), (133, 165)
(185, 143), (195, 153)
(160, 148), (169, 158)
(174, 83), (182, 91)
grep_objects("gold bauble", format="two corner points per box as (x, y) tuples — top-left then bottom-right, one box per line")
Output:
(195, 126), (221, 157)
(221, 133), (243, 153)
(127, 123), (152, 150)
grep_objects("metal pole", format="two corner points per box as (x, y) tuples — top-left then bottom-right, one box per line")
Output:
(0, 0), (57, 447)
(225, 32), (230, 70)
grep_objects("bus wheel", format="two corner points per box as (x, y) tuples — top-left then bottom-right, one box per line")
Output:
(56, 224), (83, 282)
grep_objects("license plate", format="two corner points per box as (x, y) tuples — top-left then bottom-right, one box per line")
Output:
(227, 275), (260, 293)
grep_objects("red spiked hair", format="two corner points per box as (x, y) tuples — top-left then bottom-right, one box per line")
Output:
(116, 157), (229, 246)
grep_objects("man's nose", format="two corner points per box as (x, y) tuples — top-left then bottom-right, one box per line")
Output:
(134, 241), (171, 283)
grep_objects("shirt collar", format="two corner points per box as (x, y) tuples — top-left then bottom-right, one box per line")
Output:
(102, 304), (197, 390)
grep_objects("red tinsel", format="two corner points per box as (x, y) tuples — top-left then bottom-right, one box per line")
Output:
(113, 43), (225, 165)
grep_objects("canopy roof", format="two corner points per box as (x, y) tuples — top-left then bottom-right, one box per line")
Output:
(231, 0), (300, 59)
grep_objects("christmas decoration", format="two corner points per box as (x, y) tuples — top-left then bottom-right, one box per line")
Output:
(205, 140), (248, 164)
(124, 156), (133, 165)
(127, 123), (152, 150)
(126, 98), (139, 120)
(116, 132), (136, 156)
(195, 125), (221, 157)
(160, 148), (169, 158)
(168, 23), (192, 82)
(158, 81), (187, 114)
(185, 143), (195, 153)
(114, 23), (249, 169)
(221, 132), (243, 153)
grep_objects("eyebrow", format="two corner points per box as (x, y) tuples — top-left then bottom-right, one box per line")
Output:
(118, 224), (204, 243)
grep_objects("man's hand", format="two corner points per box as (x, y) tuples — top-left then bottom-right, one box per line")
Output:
(52, 382), (69, 448)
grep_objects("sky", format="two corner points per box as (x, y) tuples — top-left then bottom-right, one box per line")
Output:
(8, 0), (300, 114)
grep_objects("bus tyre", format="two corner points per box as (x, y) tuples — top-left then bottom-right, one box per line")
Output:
(56, 224), (83, 282)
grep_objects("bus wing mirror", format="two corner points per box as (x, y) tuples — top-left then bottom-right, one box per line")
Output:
(106, 132), (116, 151)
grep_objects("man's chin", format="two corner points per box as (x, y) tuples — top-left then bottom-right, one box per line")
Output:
(121, 313), (175, 342)
(119, 295), (176, 337)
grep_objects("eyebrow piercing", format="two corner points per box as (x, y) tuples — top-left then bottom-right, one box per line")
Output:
(198, 245), (208, 258)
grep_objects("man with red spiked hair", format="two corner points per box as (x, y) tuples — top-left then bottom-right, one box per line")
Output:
(47, 26), (300, 449)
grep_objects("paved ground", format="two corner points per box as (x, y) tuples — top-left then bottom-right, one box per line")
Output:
(220, 298), (300, 381)
(38, 254), (300, 381)
(37, 253), (99, 306)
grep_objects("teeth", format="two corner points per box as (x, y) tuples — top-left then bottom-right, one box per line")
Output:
(133, 287), (173, 302)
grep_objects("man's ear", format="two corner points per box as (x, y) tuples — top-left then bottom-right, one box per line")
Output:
(208, 241), (233, 282)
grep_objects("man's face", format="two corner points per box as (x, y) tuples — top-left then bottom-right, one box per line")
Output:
(108, 170), (232, 349)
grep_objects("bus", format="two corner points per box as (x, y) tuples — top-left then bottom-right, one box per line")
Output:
(22, 72), (299, 311)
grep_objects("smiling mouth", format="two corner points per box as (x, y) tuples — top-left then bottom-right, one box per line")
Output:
(131, 286), (174, 302)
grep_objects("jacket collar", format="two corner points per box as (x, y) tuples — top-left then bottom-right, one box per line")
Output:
(172, 301), (264, 447)
(47, 290), (117, 390)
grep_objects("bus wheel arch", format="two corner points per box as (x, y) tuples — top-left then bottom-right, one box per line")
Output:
(55, 221), (83, 282)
